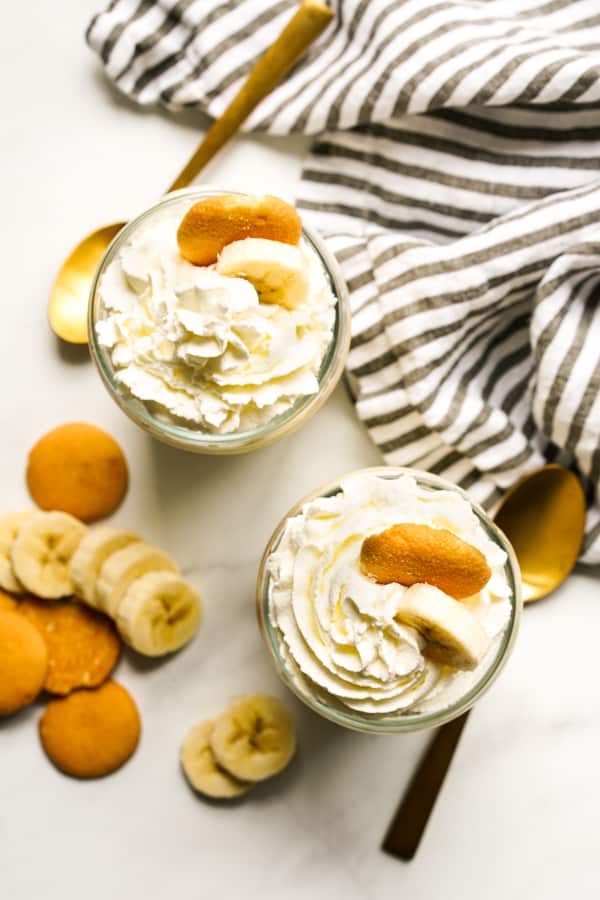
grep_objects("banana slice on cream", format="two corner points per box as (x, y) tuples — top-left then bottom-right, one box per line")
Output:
(395, 583), (490, 671)
(216, 238), (308, 310)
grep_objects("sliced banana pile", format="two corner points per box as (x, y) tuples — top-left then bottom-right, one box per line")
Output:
(181, 694), (296, 800)
(71, 527), (201, 657)
(0, 512), (201, 658)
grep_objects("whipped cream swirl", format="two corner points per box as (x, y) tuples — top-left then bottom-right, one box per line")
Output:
(95, 214), (335, 434)
(267, 473), (512, 716)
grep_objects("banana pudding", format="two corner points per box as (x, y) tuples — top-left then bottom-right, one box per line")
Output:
(260, 469), (521, 732)
(94, 193), (337, 436)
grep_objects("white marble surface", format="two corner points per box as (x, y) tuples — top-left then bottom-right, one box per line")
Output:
(2, 3), (599, 898)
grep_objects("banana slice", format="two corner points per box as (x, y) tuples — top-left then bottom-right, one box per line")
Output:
(116, 571), (201, 656)
(11, 512), (87, 599)
(70, 527), (141, 608)
(210, 694), (296, 783)
(394, 584), (490, 671)
(95, 542), (178, 618)
(0, 510), (37, 592)
(181, 720), (252, 799)
(216, 238), (308, 309)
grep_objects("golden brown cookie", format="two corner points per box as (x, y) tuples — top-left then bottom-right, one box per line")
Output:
(26, 423), (129, 523)
(177, 194), (302, 266)
(0, 591), (17, 612)
(360, 523), (491, 600)
(19, 597), (120, 695)
(39, 680), (141, 778)
(0, 610), (48, 715)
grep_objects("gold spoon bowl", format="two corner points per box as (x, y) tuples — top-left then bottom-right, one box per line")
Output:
(494, 463), (587, 603)
(49, 224), (124, 344)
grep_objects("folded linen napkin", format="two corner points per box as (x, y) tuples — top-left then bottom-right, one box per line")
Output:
(88, 0), (600, 563)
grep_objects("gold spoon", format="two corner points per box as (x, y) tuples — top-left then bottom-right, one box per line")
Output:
(493, 463), (586, 603)
(382, 464), (586, 861)
(49, 0), (333, 345)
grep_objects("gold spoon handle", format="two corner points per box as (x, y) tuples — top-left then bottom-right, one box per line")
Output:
(167, 0), (333, 193)
(382, 711), (471, 861)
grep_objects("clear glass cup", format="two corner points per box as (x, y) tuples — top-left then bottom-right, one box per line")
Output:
(88, 188), (351, 454)
(257, 466), (522, 734)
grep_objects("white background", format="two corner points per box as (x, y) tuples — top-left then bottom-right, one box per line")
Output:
(2, 3), (599, 898)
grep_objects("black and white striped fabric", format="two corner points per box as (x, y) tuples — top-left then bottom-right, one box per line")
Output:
(88, 0), (600, 563)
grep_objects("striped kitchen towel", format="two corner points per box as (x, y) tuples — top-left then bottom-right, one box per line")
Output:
(88, 0), (600, 563)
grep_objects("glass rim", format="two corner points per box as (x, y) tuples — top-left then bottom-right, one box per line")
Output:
(87, 187), (351, 454)
(256, 466), (522, 734)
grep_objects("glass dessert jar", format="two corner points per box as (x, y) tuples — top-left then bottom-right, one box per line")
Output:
(257, 467), (522, 734)
(88, 188), (350, 454)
